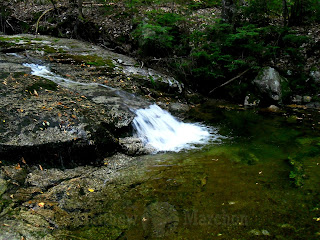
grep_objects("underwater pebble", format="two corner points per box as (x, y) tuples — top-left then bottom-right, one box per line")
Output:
(249, 229), (261, 236)
(279, 223), (295, 229)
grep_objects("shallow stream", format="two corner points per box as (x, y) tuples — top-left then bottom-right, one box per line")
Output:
(1, 35), (319, 239)
(68, 106), (320, 240)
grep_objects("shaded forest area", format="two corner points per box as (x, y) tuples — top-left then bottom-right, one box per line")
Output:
(1, 0), (320, 103)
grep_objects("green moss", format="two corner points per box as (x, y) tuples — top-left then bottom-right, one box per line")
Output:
(204, 145), (260, 165)
(26, 79), (58, 92)
(59, 54), (116, 68)
(288, 157), (305, 187)
(42, 45), (57, 53)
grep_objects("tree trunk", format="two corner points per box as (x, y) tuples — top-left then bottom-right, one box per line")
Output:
(78, 0), (83, 19)
(282, 0), (288, 26)
(221, 0), (235, 24)
(289, 0), (305, 25)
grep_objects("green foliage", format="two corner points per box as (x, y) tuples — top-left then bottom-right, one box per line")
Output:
(242, 0), (283, 25)
(186, 22), (282, 93)
(127, 0), (319, 98)
(242, 0), (320, 26)
(280, 32), (312, 94)
(132, 12), (187, 57)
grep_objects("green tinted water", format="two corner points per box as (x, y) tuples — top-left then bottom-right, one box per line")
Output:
(69, 106), (320, 240)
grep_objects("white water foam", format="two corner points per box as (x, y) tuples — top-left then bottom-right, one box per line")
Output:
(133, 104), (213, 152)
(23, 63), (88, 88)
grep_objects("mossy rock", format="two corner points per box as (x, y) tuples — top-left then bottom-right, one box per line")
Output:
(58, 54), (116, 68)
(26, 79), (58, 92)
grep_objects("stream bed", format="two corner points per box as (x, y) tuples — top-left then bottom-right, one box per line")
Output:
(50, 107), (319, 240)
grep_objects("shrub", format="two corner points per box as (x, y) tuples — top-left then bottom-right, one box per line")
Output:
(132, 12), (187, 57)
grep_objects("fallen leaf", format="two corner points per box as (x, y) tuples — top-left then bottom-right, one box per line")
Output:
(15, 163), (21, 170)
(33, 90), (39, 96)
(21, 157), (27, 164)
(39, 165), (43, 171)
(88, 188), (95, 192)
(38, 202), (45, 208)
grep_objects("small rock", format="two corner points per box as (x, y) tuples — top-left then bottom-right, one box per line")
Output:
(244, 94), (260, 107)
(279, 223), (295, 230)
(303, 96), (312, 103)
(310, 70), (320, 83)
(306, 102), (320, 109)
(169, 102), (190, 114)
(249, 229), (261, 236)
(119, 137), (156, 156)
(292, 95), (302, 103)
(267, 105), (280, 112)
(0, 178), (7, 196)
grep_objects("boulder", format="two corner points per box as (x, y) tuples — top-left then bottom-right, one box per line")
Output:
(253, 67), (287, 104)
(310, 70), (320, 83)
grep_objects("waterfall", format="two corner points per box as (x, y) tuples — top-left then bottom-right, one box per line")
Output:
(24, 63), (215, 152)
(133, 104), (212, 152)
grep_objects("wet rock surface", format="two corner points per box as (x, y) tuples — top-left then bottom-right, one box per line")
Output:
(0, 34), (185, 167)
(0, 34), (188, 239)
(0, 153), (165, 240)
(119, 137), (156, 156)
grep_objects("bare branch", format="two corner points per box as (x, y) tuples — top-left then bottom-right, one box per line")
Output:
(209, 69), (250, 94)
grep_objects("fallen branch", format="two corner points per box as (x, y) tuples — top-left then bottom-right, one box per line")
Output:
(6, 20), (14, 31)
(209, 69), (250, 94)
(35, 8), (54, 34)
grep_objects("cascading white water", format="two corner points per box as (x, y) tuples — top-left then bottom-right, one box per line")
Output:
(133, 104), (212, 152)
(24, 63), (216, 152)
(23, 63), (93, 88)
